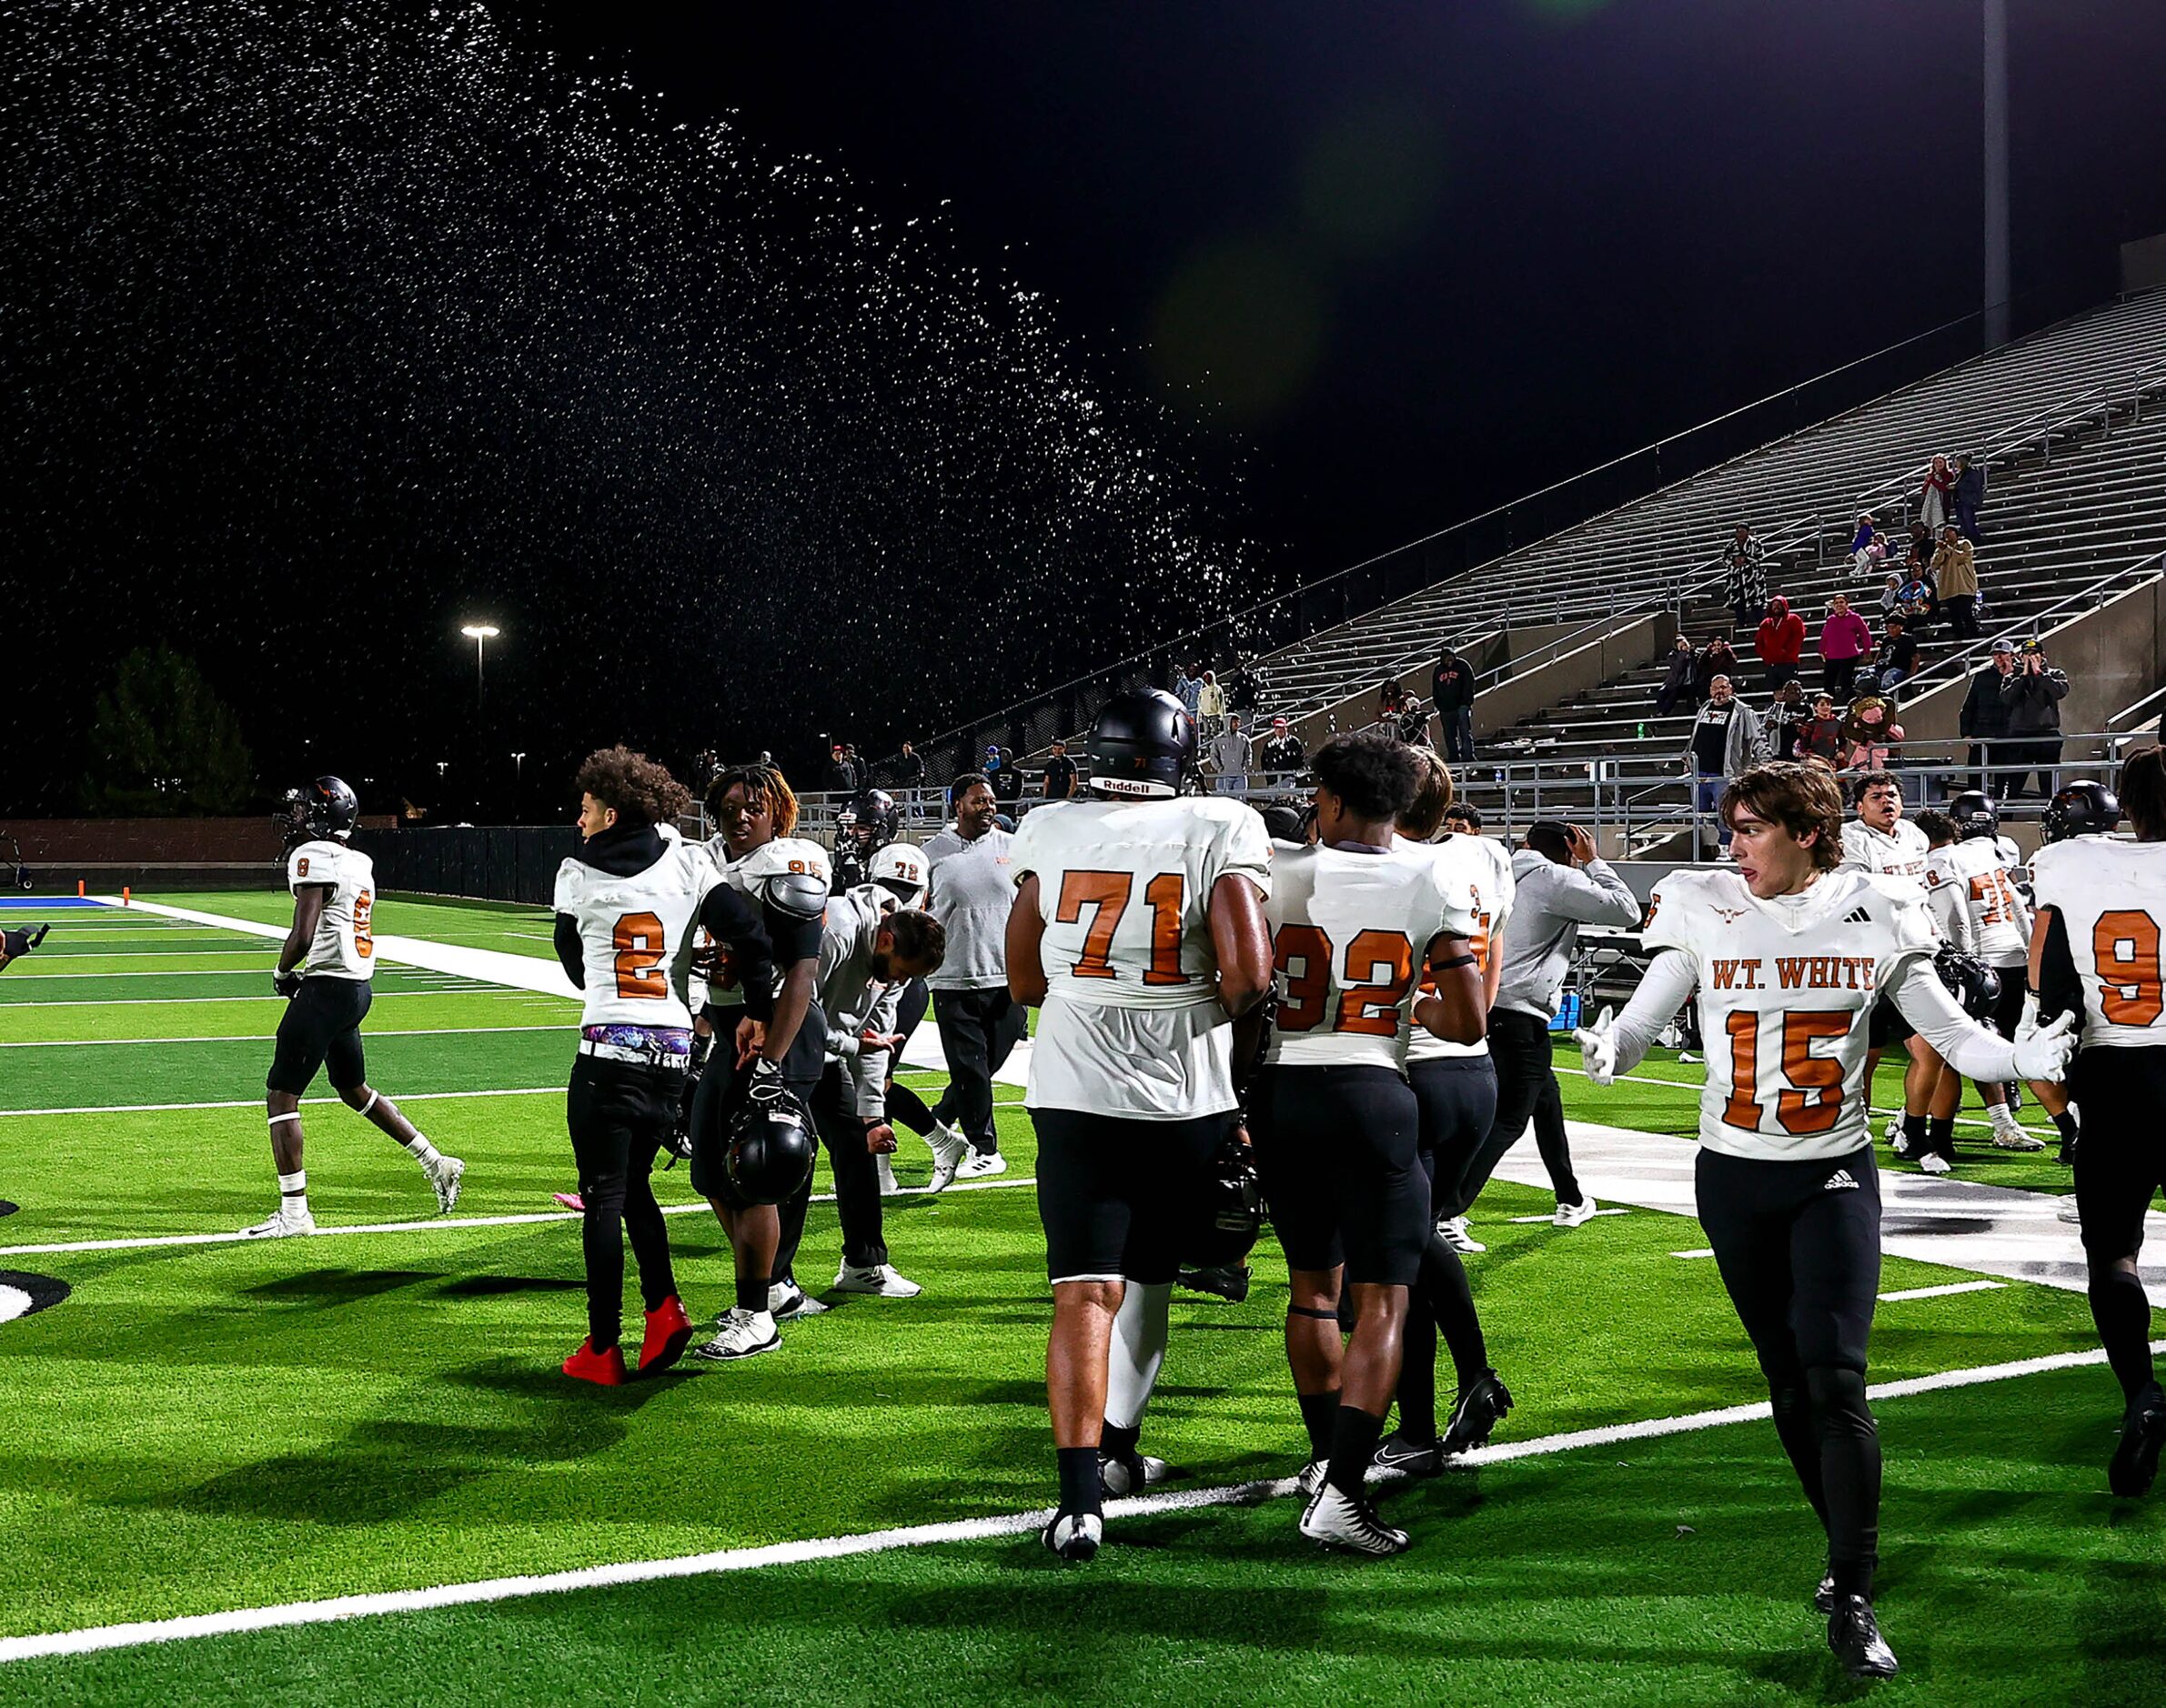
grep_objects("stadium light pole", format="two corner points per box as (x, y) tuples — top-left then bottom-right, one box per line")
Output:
(460, 623), (500, 707)
(1983, 0), (2010, 348)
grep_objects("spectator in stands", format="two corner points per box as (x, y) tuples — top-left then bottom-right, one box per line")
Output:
(1819, 594), (1873, 700)
(1952, 453), (1986, 543)
(1684, 675), (1763, 852)
(1798, 691), (1847, 768)
(1919, 453), (1955, 530)
(1896, 568), (1938, 637)
(1693, 633), (1740, 699)
(1754, 595), (1806, 694)
(1257, 716), (1304, 779)
(1878, 614), (1921, 698)
(1431, 645), (1477, 762)
(1653, 634), (1697, 717)
(826, 742), (861, 794)
(1961, 639), (2020, 797)
(1729, 523), (1766, 578)
(1174, 662), (1203, 721)
(1879, 571), (1905, 620)
(1849, 513), (1887, 574)
(1999, 640), (2070, 798)
(1226, 657), (1260, 717)
(1724, 548), (1766, 631)
(1765, 678), (1809, 761)
(1205, 711), (1253, 796)
(1196, 669), (1226, 739)
(892, 739), (928, 818)
(1041, 738), (1078, 801)
(1377, 679), (1409, 724)
(1395, 693), (1435, 749)
(1932, 526), (1980, 638)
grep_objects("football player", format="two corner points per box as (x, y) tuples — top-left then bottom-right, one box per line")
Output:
(1250, 733), (1487, 1555)
(687, 763), (833, 1361)
(1005, 688), (1274, 1562)
(923, 775), (1024, 1183)
(552, 748), (781, 1385)
(251, 777), (462, 1237)
(1839, 771), (1953, 1172)
(1376, 747), (1516, 1478)
(2030, 760), (2166, 1495)
(1576, 762), (2076, 1678)
(832, 789), (902, 890)
(1919, 809), (2073, 1156)
(0, 921), (50, 972)
(809, 881), (946, 1297)
(852, 842), (951, 1192)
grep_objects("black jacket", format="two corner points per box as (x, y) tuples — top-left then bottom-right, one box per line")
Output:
(1958, 667), (2012, 740)
(1658, 650), (1695, 695)
(1431, 658), (1476, 710)
(2000, 664), (2070, 736)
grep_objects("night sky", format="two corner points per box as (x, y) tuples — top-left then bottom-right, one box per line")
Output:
(8, 0), (2166, 819)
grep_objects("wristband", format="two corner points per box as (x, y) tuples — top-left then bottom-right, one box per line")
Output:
(1431, 953), (1477, 970)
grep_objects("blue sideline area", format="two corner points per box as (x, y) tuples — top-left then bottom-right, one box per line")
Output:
(0, 897), (114, 909)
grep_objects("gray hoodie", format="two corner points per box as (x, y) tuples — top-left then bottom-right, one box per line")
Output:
(1494, 847), (1646, 1020)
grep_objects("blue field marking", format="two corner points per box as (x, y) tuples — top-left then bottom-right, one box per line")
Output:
(0, 897), (114, 909)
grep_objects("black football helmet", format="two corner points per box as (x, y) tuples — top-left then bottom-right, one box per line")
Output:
(1187, 1133), (1265, 1269)
(2043, 780), (2121, 844)
(847, 789), (900, 849)
(724, 1090), (818, 1206)
(1932, 947), (2002, 1023)
(1947, 789), (1999, 840)
(277, 776), (360, 850)
(1087, 688), (1194, 799)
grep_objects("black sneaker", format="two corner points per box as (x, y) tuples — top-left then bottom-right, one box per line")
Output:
(1827, 1594), (1899, 1679)
(1041, 1510), (1103, 1562)
(2109, 1381), (2166, 1498)
(1442, 1371), (1514, 1455)
(1373, 1432), (1445, 1476)
(1176, 1263), (1251, 1303)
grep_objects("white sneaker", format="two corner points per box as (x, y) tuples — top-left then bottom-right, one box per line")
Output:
(831, 1261), (922, 1298)
(1919, 1153), (1953, 1176)
(874, 1153), (902, 1197)
(767, 1281), (830, 1320)
(243, 1207), (315, 1238)
(1677, 1051), (1700, 1065)
(1990, 1121), (2045, 1152)
(693, 1307), (779, 1361)
(2057, 1193), (2082, 1224)
(956, 1150), (1008, 1180)
(1098, 1452), (1168, 1497)
(1553, 1196), (1599, 1229)
(925, 1121), (970, 1194)
(427, 1153), (466, 1214)
(1882, 1110), (1904, 1148)
(1436, 1215), (1486, 1255)
(1299, 1482), (1411, 1556)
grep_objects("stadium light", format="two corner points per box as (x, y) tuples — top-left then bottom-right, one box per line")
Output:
(459, 623), (500, 704)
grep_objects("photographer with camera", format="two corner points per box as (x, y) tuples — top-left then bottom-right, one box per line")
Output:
(1998, 640), (2070, 799)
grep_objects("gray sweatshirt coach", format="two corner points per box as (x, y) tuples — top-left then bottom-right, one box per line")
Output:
(1494, 847), (1645, 1020)
(922, 824), (1015, 990)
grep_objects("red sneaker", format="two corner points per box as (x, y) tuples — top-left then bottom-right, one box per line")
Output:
(562, 1337), (627, 1386)
(638, 1295), (694, 1377)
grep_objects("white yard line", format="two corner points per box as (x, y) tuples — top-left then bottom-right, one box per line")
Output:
(0, 990), (549, 1010)
(0, 1086), (564, 1121)
(1881, 1280), (2007, 1302)
(0, 1024), (565, 1050)
(0, 1340), (2145, 1667)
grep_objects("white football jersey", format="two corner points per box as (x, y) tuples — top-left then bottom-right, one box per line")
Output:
(1643, 867), (1939, 1162)
(2030, 836), (2166, 1051)
(554, 829), (719, 1030)
(1839, 818), (1932, 889)
(1265, 843), (1479, 1070)
(1397, 832), (1514, 1062)
(1011, 794), (1272, 1119)
(287, 838), (375, 980)
(1927, 837), (2030, 968)
(695, 835), (831, 1011)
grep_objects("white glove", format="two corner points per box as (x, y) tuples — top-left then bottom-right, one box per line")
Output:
(2012, 1010), (2077, 1083)
(1573, 1005), (1620, 1086)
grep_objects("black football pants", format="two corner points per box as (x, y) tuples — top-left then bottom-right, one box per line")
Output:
(567, 1054), (682, 1351)
(1435, 1010), (1583, 1217)
(932, 987), (1025, 1154)
(810, 1062), (890, 1269)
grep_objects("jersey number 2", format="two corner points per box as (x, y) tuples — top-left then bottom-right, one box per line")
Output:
(1055, 870), (1189, 985)
(1723, 1010), (1849, 1134)
(613, 911), (669, 1000)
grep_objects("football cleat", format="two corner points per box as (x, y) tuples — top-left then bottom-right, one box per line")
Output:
(1919, 1152), (1953, 1176)
(427, 1153), (466, 1214)
(1814, 1572), (1838, 1615)
(693, 1308), (780, 1362)
(925, 1122), (971, 1194)
(957, 1150), (1008, 1180)
(1990, 1121), (2045, 1152)
(1177, 1262), (1253, 1303)
(1299, 1483), (1411, 1556)
(1296, 1459), (1329, 1500)
(1041, 1510), (1103, 1562)
(831, 1262), (922, 1298)
(2108, 1381), (2166, 1498)
(1826, 1594), (1899, 1679)
(1373, 1432), (1445, 1476)
(637, 1296), (694, 1377)
(1435, 1216), (1486, 1255)
(1443, 1371), (1514, 1455)
(1098, 1452), (1168, 1498)
(243, 1207), (316, 1239)
(767, 1281), (831, 1321)
(562, 1337), (628, 1387)
(552, 1191), (585, 1212)
(1882, 1110), (1904, 1149)
(1553, 1195), (1600, 1229)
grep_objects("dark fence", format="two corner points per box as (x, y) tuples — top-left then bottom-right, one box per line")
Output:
(353, 825), (577, 908)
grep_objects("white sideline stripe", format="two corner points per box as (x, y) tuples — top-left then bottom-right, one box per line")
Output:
(1671, 1248), (1715, 1259)
(1505, 1208), (1628, 1224)
(0, 991), (549, 1010)
(0, 1086), (564, 1120)
(34, 950), (288, 961)
(1879, 1280), (2007, 1302)
(0, 1341), (2145, 1667)
(0, 1024), (563, 1050)
(0, 1175), (1038, 1257)
(1553, 1060), (2058, 1139)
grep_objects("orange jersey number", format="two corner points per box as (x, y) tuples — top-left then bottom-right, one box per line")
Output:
(612, 910), (670, 1000)
(353, 889), (375, 960)
(2095, 909), (2165, 1026)
(1724, 1009), (1850, 1135)
(1053, 869), (1191, 986)
(1273, 924), (1419, 1036)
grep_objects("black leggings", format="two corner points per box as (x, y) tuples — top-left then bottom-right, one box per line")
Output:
(1435, 1010), (1582, 1216)
(1696, 1144), (1882, 1597)
(1401, 1058), (1500, 1437)
(567, 1053), (683, 1350)
(885, 979), (937, 1137)
(2070, 1047), (2166, 1402)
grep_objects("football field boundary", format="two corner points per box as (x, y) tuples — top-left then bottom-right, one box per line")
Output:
(0, 1341), (2147, 1667)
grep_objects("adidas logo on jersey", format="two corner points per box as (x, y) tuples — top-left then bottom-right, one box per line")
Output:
(1823, 1169), (1860, 1191)
(1842, 908), (1871, 925)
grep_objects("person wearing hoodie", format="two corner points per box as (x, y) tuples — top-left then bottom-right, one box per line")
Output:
(1691, 634), (1740, 700)
(1818, 595), (1874, 701)
(1684, 676), (1765, 853)
(1951, 454), (1986, 543)
(1931, 527), (1980, 639)
(1653, 634), (1697, 717)
(1755, 596), (1807, 695)
(1797, 691), (1848, 769)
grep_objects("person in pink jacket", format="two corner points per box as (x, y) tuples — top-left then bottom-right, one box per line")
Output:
(1754, 595), (1806, 694)
(1818, 593), (1874, 701)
